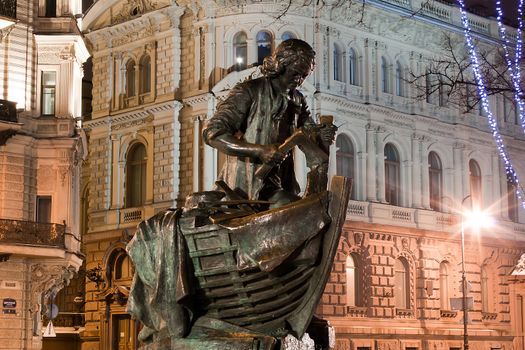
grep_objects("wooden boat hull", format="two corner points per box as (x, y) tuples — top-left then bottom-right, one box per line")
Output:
(179, 176), (352, 338)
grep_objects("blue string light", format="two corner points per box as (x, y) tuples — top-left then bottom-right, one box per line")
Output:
(495, 0), (525, 132)
(456, 0), (525, 209)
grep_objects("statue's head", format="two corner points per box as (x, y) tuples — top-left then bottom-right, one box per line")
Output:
(261, 39), (316, 78)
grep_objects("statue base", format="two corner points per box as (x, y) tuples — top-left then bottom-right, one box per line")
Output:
(139, 336), (276, 350)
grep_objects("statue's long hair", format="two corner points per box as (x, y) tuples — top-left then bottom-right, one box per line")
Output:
(260, 39), (316, 77)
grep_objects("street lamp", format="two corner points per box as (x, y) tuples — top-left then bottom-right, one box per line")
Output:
(460, 195), (494, 350)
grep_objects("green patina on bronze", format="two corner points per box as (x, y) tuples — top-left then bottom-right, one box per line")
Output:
(126, 39), (352, 350)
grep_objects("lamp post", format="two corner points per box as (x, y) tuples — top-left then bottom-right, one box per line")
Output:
(460, 195), (469, 350)
(459, 195), (493, 350)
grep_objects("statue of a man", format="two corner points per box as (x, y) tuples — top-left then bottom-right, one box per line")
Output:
(203, 39), (336, 206)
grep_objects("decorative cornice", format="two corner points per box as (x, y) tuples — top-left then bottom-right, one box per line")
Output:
(84, 101), (182, 131)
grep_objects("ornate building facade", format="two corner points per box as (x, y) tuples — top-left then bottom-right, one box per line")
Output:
(81, 0), (525, 349)
(0, 0), (88, 349)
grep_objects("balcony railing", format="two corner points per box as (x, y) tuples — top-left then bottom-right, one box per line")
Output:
(0, 100), (17, 123)
(0, 219), (65, 248)
(0, 0), (16, 20)
(43, 312), (85, 329)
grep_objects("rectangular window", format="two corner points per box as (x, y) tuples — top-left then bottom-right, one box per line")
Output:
(36, 196), (52, 223)
(41, 71), (56, 116)
(45, 0), (56, 17)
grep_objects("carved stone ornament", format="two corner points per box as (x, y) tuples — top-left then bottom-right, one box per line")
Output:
(512, 253), (525, 275)
(31, 264), (77, 307)
(113, 0), (158, 25)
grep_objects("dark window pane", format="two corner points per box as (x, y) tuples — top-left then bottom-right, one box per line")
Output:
(37, 196), (52, 223)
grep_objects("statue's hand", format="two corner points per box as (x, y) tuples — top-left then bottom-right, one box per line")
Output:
(257, 144), (286, 165)
(319, 124), (337, 144)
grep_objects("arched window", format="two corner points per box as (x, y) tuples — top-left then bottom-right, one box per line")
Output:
(481, 267), (490, 312)
(346, 254), (362, 307)
(429, 152), (442, 211)
(507, 177), (519, 222)
(395, 61), (404, 97)
(281, 31), (296, 41)
(348, 48), (358, 86)
(139, 54), (151, 94)
(439, 261), (450, 310)
(381, 56), (391, 93)
(336, 134), (355, 200)
(256, 31), (273, 66)
(385, 143), (400, 206)
(125, 59), (136, 98)
(126, 143), (147, 208)
(333, 44), (343, 82)
(114, 252), (133, 282)
(394, 257), (410, 309)
(233, 31), (248, 69)
(469, 159), (482, 210)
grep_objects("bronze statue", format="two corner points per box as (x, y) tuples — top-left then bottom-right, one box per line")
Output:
(126, 39), (351, 350)
(203, 39), (336, 206)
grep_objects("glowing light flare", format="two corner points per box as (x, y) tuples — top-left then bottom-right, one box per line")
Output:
(462, 209), (495, 231)
(236, 57), (243, 64)
(456, 0), (525, 209)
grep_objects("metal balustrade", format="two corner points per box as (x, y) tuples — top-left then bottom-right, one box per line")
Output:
(0, 219), (65, 248)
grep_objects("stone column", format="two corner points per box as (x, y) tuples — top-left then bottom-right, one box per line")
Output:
(376, 126), (386, 203)
(110, 134), (121, 209)
(366, 123), (377, 202)
(412, 133), (423, 208)
(192, 115), (202, 192)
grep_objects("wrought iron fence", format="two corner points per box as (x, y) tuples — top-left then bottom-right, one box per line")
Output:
(43, 312), (85, 328)
(0, 100), (17, 123)
(0, 0), (16, 20)
(0, 219), (65, 248)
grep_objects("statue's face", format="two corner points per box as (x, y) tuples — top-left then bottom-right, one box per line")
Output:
(278, 62), (313, 91)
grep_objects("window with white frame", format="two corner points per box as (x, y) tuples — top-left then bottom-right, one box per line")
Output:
(256, 31), (273, 66)
(394, 257), (410, 309)
(348, 48), (358, 86)
(336, 134), (356, 200)
(439, 261), (450, 310)
(125, 143), (147, 208)
(429, 152), (443, 211)
(233, 31), (248, 70)
(385, 143), (400, 206)
(469, 159), (482, 210)
(333, 44), (344, 82)
(381, 56), (391, 93)
(41, 71), (56, 116)
(346, 254), (362, 307)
